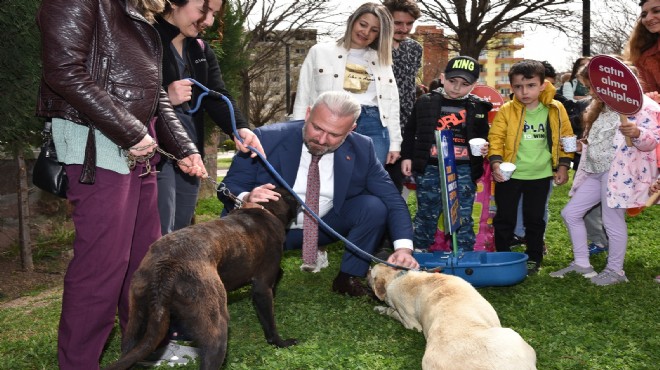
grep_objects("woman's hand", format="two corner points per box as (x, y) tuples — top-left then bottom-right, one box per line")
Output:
(128, 134), (157, 157)
(167, 79), (194, 106)
(234, 128), (264, 158)
(177, 153), (208, 178)
(646, 91), (660, 104)
(386, 151), (400, 165)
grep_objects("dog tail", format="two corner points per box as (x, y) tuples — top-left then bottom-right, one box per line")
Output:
(103, 278), (174, 369)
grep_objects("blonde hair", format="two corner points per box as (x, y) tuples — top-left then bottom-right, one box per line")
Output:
(129, 0), (165, 23)
(338, 2), (393, 66)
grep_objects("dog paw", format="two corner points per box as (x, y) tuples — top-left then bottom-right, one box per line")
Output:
(374, 306), (390, 314)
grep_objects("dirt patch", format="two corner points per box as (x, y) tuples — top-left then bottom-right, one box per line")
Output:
(0, 287), (62, 310)
(0, 251), (70, 303)
(0, 196), (72, 304)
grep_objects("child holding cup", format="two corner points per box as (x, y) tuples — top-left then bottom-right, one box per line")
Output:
(488, 60), (574, 275)
(550, 65), (660, 285)
(401, 56), (492, 251)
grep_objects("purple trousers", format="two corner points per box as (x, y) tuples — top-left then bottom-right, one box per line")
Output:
(561, 171), (627, 272)
(58, 164), (161, 369)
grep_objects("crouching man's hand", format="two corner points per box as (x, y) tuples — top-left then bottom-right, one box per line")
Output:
(387, 249), (419, 270)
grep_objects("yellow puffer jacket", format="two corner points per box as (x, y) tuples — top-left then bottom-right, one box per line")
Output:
(487, 82), (574, 169)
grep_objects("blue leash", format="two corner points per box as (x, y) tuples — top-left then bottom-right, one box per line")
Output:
(186, 78), (418, 271)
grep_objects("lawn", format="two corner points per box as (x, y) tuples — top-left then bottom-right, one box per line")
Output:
(0, 176), (659, 369)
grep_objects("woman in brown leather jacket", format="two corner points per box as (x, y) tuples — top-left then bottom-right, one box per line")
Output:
(36, 0), (208, 368)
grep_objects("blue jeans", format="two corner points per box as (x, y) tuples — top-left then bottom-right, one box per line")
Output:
(355, 105), (389, 164)
(157, 160), (201, 235)
(414, 164), (476, 250)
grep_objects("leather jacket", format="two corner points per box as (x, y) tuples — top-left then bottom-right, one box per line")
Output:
(35, 0), (198, 182)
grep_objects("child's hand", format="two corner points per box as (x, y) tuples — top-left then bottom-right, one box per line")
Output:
(401, 159), (413, 177)
(650, 178), (660, 194)
(480, 141), (489, 156)
(554, 166), (569, 185)
(619, 118), (640, 139)
(491, 162), (506, 183)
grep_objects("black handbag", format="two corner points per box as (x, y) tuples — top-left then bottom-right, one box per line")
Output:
(32, 121), (68, 198)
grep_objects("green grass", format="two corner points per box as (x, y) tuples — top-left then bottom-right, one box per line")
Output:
(1, 177), (659, 369)
(217, 157), (233, 169)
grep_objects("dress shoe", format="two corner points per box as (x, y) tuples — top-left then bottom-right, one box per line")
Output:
(332, 274), (375, 299)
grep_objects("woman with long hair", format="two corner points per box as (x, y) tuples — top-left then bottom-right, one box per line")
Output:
(36, 0), (208, 367)
(153, 0), (262, 236)
(625, 0), (660, 94)
(292, 2), (400, 166)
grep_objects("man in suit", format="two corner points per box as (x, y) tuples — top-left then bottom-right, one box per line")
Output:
(219, 91), (418, 297)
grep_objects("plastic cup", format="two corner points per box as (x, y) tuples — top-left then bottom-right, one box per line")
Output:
(561, 135), (577, 153)
(469, 138), (487, 156)
(499, 162), (516, 181)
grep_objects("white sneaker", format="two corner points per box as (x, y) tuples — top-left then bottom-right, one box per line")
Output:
(300, 250), (329, 273)
(138, 341), (200, 367)
(549, 262), (597, 278)
(590, 268), (629, 286)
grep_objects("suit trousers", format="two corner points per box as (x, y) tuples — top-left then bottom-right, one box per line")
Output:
(284, 194), (387, 277)
(58, 164), (161, 369)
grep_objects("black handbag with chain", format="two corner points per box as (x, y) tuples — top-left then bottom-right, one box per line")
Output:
(32, 121), (68, 198)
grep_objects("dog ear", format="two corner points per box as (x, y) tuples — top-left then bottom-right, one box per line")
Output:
(370, 271), (388, 301)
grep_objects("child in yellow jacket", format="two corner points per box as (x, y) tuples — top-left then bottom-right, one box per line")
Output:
(488, 59), (574, 275)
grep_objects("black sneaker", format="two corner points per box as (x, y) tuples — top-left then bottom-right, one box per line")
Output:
(527, 261), (540, 276)
(510, 234), (526, 247)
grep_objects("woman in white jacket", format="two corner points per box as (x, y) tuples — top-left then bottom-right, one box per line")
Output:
(292, 2), (401, 165)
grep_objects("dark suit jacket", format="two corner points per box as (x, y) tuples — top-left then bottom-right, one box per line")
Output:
(220, 120), (413, 241)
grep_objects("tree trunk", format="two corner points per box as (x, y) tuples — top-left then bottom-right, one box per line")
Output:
(16, 152), (34, 272)
(199, 127), (220, 199)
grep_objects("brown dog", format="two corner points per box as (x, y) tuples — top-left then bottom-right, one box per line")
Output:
(104, 188), (298, 370)
(368, 264), (537, 370)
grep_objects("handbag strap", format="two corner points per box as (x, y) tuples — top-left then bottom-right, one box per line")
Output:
(41, 120), (53, 144)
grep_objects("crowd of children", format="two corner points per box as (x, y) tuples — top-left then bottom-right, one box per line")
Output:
(407, 56), (660, 285)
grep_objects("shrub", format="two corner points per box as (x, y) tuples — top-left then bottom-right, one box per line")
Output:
(222, 139), (236, 151)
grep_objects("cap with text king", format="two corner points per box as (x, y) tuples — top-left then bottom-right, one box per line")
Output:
(445, 56), (480, 84)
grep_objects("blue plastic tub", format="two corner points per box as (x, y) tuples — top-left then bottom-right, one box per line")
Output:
(413, 251), (528, 287)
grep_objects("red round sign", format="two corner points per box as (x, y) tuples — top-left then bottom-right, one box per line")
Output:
(472, 85), (505, 124)
(587, 55), (643, 115)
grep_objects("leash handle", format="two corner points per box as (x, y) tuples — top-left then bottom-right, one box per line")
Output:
(184, 78), (415, 271)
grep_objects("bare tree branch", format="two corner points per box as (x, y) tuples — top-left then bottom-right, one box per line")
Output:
(233, 0), (338, 126)
(591, 0), (637, 55)
(418, 0), (581, 58)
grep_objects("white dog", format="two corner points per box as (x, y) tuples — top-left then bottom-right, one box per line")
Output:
(367, 264), (536, 370)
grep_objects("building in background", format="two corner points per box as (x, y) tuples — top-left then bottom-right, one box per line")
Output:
(475, 31), (524, 97)
(252, 28), (317, 125)
(413, 25), (449, 87)
(412, 28), (523, 98)
(255, 28), (523, 123)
